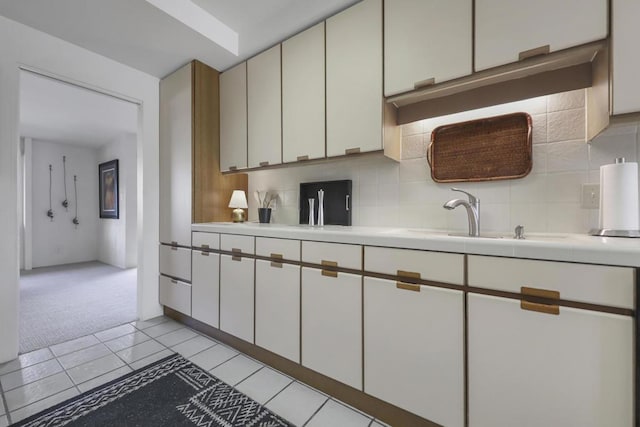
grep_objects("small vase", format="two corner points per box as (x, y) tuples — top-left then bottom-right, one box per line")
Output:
(258, 208), (272, 223)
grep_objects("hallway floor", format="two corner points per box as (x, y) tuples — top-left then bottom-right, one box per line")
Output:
(19, 262), (137, 353)
(0, 317), (386, 427)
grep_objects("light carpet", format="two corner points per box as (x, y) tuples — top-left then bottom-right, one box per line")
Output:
(19, 261), (137, 353)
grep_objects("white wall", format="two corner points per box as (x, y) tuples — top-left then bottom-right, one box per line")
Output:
(98, 132), (137, 269)
(30, 140), (99, 267)
(0, 15), (160, 363)
(249, 89), (640, 234)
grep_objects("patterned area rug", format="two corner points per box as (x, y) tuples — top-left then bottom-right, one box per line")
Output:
(13, 354), (294, 426)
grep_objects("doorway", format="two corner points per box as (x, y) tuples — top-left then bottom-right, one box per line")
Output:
(18, 70), (139, 353)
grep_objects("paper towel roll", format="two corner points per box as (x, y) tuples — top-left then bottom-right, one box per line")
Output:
(599, 160), (639, 230)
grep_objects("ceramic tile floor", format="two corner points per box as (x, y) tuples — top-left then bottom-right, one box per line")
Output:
(0, 316), (388, 427)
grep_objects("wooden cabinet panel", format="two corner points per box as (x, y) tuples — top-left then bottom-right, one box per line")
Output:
(220, 254), (255, 343)
(468, 255), (635, 309)
(365, 246), (464, 285)
(159, 275), (191, 316)
(255, 260), (300, 362)
(301, 267), (362, 389)
(326, 0), (383, 157)
(248, 45), (282, 168)
(612, 0), (640, 114)
(475, 0), (607, 71)
(159, 63), (192, 247)
(220, 62), (248, 171)
(364, 277), (464, 427)
(384, 0), (472, 96)
(192, 250), (220, 328)
(282, 22), (326, 163)
(468, 293), (633, 427)
(159, 244), (191, 282)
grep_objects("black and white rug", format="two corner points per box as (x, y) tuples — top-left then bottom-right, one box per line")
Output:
(12, 353), (294, 426)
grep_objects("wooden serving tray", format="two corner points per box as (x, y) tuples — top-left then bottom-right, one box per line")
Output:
(428, 112), (532, 182)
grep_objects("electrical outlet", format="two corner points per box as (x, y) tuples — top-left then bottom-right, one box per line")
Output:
(581, 184), (600, 209)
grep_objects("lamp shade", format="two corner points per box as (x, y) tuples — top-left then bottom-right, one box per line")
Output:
(228, 190), (248, 209)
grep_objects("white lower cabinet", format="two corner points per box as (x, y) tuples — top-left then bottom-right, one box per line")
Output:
(191, 250), (220, 328)
(301, 267), (362, 389)
(468, 293), (634, 427)
(219, 254), (255, 343)
(364, 277), (464, 427)
(255, 260), (300, 363)
(159, 275), (191, 316)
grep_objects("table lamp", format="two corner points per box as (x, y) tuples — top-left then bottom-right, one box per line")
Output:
(228, 190), (248, 222)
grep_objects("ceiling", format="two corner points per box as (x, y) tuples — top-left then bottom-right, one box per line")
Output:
(0, 0), (360, 78)
(20, 71), (138, 147)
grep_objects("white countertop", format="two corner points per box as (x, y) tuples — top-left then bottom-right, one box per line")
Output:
(191, 222), (640, 267)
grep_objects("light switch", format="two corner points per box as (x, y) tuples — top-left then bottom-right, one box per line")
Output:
(581, 184), (600, 209)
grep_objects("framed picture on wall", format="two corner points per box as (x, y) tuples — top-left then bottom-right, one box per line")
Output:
(99, 159), (119, 219)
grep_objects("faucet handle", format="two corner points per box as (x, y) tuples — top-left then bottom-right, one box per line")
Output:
(451, 188), (479, 204)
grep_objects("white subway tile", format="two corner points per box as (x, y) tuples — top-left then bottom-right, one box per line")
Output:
(546, 140), (589, 172)
(377, 182), (400, 206)
(478, 203), (510, 233)
(547, 203), (591, 233)
(399, 158), (429, 183)
(397, 205), (425, 228)
(547, 89), (585, 112)
(510, 174), (547, 204)
(359, 184), (378, 207)
(377, 206), (399, 226)
(547, 109), (585, 143)
(545, 172), (587, 203)
(509, 203), (548, 232)
(588, 133), (638, 170)
(422, 203), (449, 230)
(531, 113), (547, 144)
(401, 134), (426, 160)
(531, 144), (547, 174)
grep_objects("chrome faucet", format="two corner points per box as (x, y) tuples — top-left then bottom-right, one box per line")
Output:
(443, 188), (480, 237)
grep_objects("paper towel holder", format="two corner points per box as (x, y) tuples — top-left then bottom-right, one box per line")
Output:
(590, 157), (640, 237)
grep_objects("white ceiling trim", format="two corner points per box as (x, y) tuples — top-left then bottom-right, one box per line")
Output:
(144, 0), (238, 55)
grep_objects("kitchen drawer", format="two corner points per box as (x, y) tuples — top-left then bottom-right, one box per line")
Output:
(220, 234), (254, 255)
(302, 241), (361, 270)
(365, 246), (464, 285)
(159, 244), (191, 281)
(192, 232), (219, 251)
(468, 255), (635, 309)
(159, 275), (192, 316)
(256, 237), (300, 261)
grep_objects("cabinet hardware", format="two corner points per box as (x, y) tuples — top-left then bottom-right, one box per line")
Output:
(229, 166), (238, 171)
(345, 147), (361, 155)
(521, 286), (559, 300)
(397, 270), (421, 280)
(231, 249), (242, 262)
(321, 260), (338, 278)
(271, 253), (283, 260)
(200, 244), (209, 249)
(171, 241), (178, 246)
(518, 44), (550, 61)
(322, 269), (338, 278)
(232, 255), (242, 262)
(521, 300), (559, 315)
(321, 260), (338, 268)
(297, 155), (309, 161)
(231, 248), (242, 253)
(201, 251), (209, 256)
(259, 161), (269, 167)
(396, 282), (421, 292)
(170, 279), (177, 284)
(346, 195), (350, 211)
(271, 261), (283, 268)
(413, 77), (435, 90)
(170, 246), (178, 251)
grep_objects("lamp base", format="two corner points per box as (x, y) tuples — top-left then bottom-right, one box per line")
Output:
(232, 208), (246, 223)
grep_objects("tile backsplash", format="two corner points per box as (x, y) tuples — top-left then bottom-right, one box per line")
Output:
(247, 89), (640, 234)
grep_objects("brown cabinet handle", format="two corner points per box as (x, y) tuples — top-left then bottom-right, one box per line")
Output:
(322, 269), (338, 278)
(413, 77), (435, 90)
(321, 260), (338, 278)
(170, 246), (178, 251)
(170, 279), (178, 284)
(201, 251), (209, 256)
(521, 286), (559, 300)
(520, 286), (560, 315)
(200, 244), (209, 250)
(521, 300), (559, 315)
(271, 253), (283, 260)
(345, 147), (360, 155)
(171, 241), (178, 246)
(228, 166), (238, 171)
(231, 249), (242, 262)
(271, 261), (283, 269)
(519, 44), (550, 60)
(396, 282), (421, 292)
(297, 155), (309, 161)
(259, 161), (269, 167)
(397, 270), (421, 280)
(231, 248), (242, 254)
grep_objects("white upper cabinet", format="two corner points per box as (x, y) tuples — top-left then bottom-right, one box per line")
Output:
(159, 63), (192, 247)
(384, 0), (472, 97)
(282, 23), (326, 163)
(248, 45), (282, 168)
(475, 0), (607, 71)
(326, 0), (383, 157)
(612, 0), (640, 114)
(220, 62), (247, 171)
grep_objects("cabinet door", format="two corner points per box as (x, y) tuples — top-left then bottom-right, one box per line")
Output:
(159, 244), (191, 282)
(384, 0), (472, 96)
(364, 277), (464, 427)
(248, 46), (282, 168)
(468, 294), (633, 427)
(192, 250), (220, 328)
(159, 275), (191, 316)
(301, 267), (362, 389)
(219, 254), (254, 343)
(220, 62), (247, 171)
(612, 0), (640, 114)
(282, 22), (325, 163)
(255, 260), (300, 362)
(159, 62), (192, 246)
(326, 0), (382, 157)
(475, 0), (607, 71)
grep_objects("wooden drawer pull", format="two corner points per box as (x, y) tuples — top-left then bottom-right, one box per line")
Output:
(229, 166), (238, 171)
(259, 161), (269, 167)
(321, 260), (338, 268)
(171, 241), (178, 246)
(521, 300), (559, 315)
(396, 282), (421, 292)
(200, 251), (209, 256)
(231, 248), (242, 254)
(521, 287), (559, 300)
(200, 244), (209, 249)
(345, 147), (360, 155)
(414, 77), (435, 90)
(271, 261), (283, 269)
(397, 270), (421, 280)
(170, 279), (178, 284)
(321, 260), (338, 278)
(271, 253), (283, 260)
(170, 246), (178, 251)
(322, 269), (338, 278)
(297, 155), (309, 161)
(231, 248), (242, 262)
(519, 44), (550, 60)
